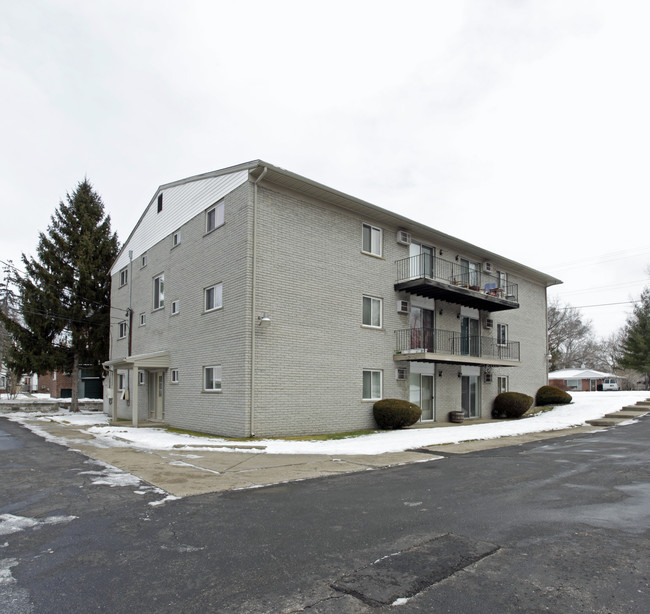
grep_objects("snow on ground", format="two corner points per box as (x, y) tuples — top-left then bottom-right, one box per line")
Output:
(2, 391), (648, 456)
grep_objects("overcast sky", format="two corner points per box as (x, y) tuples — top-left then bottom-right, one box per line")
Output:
(1, 0), (648, 339)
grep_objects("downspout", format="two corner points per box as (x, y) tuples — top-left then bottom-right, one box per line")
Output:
(128, 250), (133, 358)
(250, 166), (268, 437)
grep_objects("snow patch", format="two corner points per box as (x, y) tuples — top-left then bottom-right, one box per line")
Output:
(0, 514), (78, 536)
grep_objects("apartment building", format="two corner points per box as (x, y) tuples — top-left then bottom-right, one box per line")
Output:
(104, 160), (561, 437)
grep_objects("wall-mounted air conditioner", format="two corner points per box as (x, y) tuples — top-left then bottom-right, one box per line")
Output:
(484, 318), (494, 330)
(396, 368), (408, 381)
(484, 371), (493, 383)
(397, 300), (410, 314)
(397, 230), (412, 245)
(483, 261), (493, 273)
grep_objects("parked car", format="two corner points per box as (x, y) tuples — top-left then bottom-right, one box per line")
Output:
(602, 378), (620, 391)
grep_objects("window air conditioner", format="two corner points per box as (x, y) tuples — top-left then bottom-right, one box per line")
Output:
(483, 261), (494, 273)
(397, 230), (412, 245)
(396, 368), (408, 381)
(484, 318), (494, 330)
(397, 300), (410, 314)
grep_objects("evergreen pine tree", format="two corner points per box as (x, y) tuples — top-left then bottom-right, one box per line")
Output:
(0, 180), (119, 410)
(618, 286), (650, 388)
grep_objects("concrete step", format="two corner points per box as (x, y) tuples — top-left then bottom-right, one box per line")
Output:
(604, 411), (644, 419)
(586, 417), (628, 427)
(622, 405), (650, 412)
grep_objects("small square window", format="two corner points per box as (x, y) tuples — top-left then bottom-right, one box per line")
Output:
(118, 321), (127, 339)
(172, 231), (181, 248)
(206, 201), (225, 233)
(362, 223), (382, 257)
(139, 313), (146, 326)
(171, 369), (179, 384)
(203, 366), (222, 391)
(362, 369), (382, 400)
(171, 300), (180, 315)
(205, 283), (223, 312)
(119, 268), (128, 287)
(141, 254), (148, 268)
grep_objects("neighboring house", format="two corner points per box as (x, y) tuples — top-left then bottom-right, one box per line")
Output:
(38, 368), (103, 399)
(104, 160), (561, 437)
(548, 369), (619, 391)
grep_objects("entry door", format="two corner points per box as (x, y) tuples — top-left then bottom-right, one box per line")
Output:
(461, 317), (480, 356)
(152, 372), (164, 420)
(461, 375), (479, 418)
(410, 306), (435, 351)
(410, 373), (435, 420)
(409, 243), (434, 278)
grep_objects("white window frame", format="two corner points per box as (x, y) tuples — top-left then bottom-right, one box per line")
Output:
(118, 321), (127, 339)
(171, 369), (179, 384)
(497, 323), (508, 346)
(497, 376), (509, 394)
(204, 283), (223, 312)
(172, 231), (181, 248)
(119, 268), (128, 287)
(362, 223), (382, 257)
(203, 366), (222, 392)
(117, 373), (125, 391)
(362, 295), (382, 328)
(171, 300), (180, 315)
(138, 371), (145, 386)
(141, 254), (148, 268)
(153, 274), (165, 310)
(362, 369), (382, 401)
(206, 201), (225, 233)
(139, 313), (146, 327)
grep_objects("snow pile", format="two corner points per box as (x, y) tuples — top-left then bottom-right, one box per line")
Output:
(3, 391), (648, 456)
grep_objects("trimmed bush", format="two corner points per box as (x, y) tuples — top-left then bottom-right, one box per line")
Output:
(492, 392), (534, 419)
(373, 398), (422, 429)
(535, 385), (572, 406)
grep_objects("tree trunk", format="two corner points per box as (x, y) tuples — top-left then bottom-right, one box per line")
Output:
(70, 353), (80, 412)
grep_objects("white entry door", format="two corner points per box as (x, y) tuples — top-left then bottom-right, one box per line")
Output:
(410, 373), (435, 421)
(150, 372), (164, 421)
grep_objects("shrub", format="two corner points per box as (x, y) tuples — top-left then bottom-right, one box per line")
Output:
(373, 398), (422, 429)
(535, 385), (572, 406)
(492, 392), (534, 419)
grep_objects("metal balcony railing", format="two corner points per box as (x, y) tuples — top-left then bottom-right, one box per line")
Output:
(395, 254), (518, 304)
(395, 327), (521, 362)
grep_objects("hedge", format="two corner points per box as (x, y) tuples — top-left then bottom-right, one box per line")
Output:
(492, 392), (534, 419)
(535, 385), (572, 406)
(373, 398), (422, 429)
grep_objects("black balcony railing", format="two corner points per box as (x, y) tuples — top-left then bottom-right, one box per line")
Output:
(395, 327), (521, 362)
(396, 254), (518, 303)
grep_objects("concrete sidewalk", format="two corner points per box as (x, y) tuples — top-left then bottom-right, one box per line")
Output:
(10, 416), (605, 498)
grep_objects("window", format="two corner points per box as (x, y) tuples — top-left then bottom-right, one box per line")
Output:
(497, 323), (508, 346)
(497, 376), (508, 395)
(171, 369), (179, 384)
(172, 231), (181, 247)
(171, 300), (180, 315)
(205, 283), (223, 312)
(139, 313), (146, 326)
(362, 369), (382, 400)
(118, 321), (127, 339)
(119, 268), (128, 287)
(153, 274), (165, 310)
(362, 223), (382, 257)
(157, 193), (163, 213)
(362, 296), (382, 328)
(118, 373), (125, 391)
(141, 254), (148, 268)
(206, 201), (225, 233)
(138, 371), (145, 386)
(203, 366), (222, 391)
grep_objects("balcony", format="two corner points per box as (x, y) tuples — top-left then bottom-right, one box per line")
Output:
(395, 255), (519, 312)
(394, 327), (521, 367)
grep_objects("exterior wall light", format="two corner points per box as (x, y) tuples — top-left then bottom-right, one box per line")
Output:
(258, 312), (271, 326)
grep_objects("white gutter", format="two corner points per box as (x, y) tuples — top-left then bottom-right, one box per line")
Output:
(250, 166), (267, 437)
